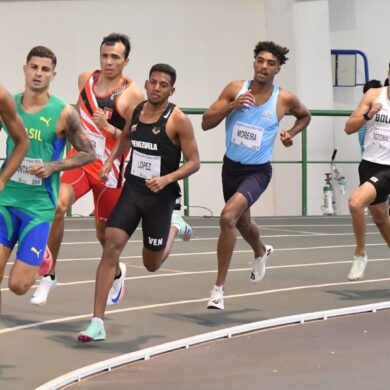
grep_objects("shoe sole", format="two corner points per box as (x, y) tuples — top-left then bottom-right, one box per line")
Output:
(207, 304), (224, 310)
(348, 273), (365, 282)
(77, 335), (105, 343)
(30, 299), (48, 306)
(207, 300), (224, 310)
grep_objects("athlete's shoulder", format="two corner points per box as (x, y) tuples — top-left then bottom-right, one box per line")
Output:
(277, 86), (297, 104)
(170, 105), (191, 127)
(119, 81), (145, 114)
(220, 80), (246, 100)
(49, 94), (67, 106)
(78, 70), (95, 91)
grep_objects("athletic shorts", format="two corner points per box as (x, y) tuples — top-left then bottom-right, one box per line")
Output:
(0, 206), (50, 266)
(359, 159), (390, 205)
(222, 155), (272, 207)
(107, 183), (176, 251)
(61, 167), (122, 222)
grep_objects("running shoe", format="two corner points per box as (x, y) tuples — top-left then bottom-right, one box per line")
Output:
(250, 245), (274, 283)
(171, 213), (192, 241)
(78, 320), (106, 343)
(30, 275), (57, 305)
(107, 262), (126, 306)
(348, 253), (368, 281)
(38, 246), (53, 276)
(207, 285), (224, 310)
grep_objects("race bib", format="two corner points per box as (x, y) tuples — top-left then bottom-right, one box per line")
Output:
(131, 150), (161, 179)
(371, 128), (390, 149)
(10, 157), (43, 186)
(231, 121), (263, 151)
(86, 130), (106, 161)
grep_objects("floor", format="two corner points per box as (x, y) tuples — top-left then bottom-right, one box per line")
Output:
(1, 215), (389, 390)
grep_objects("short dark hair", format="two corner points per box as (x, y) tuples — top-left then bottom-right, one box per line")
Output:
(100, 33), (131, 59)
(253, 41), (289, 65)
(149, 63), (177, 86)
(26, 46), (57, 68)
(363, 79), (382, 93)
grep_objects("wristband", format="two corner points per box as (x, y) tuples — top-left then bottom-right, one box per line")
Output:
(363, 111), (371, 121)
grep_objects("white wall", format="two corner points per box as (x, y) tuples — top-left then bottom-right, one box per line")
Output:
(0, 0), (267, 216)
(1, 0), (388, 217)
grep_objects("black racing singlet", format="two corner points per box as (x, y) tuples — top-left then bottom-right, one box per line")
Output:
(124, 101), (181, 196)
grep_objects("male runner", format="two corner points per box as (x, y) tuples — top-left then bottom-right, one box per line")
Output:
(345, 63), (390, 281)
(202, 41), (311, 310)
(78, 63), (200, 341)
(0, 46), (95, 311)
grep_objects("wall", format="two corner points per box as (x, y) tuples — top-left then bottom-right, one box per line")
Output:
(0, 0), (267, 217)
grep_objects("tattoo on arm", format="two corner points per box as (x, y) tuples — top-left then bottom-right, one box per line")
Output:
(48, 107), (96, 172)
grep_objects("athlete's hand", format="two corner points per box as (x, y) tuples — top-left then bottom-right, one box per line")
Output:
(0, 179), (4, 192)
(145, 176), (169, 193)
(232, 89), (255, 110)
(99, 161), (112, 182)
(280, 130), (293, 147)
(92, 108), (110, 132)
(28, 163), (54, 178)
(366, 103), (382, 119)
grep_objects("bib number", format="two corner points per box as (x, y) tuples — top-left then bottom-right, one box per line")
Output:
(131, 150), (161, 179)
(10, 157), (43, 186)
(231, 121), (263, 151)
(86, 130), (106, 161)
(371, 128), (390, 149)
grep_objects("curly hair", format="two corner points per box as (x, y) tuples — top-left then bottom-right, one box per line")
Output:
(253, 41), (289, 65)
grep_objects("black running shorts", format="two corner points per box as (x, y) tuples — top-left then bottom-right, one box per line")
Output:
(107, 183), (176, 251)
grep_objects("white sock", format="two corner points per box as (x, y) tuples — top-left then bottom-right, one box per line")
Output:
(91, 317), (104, 325)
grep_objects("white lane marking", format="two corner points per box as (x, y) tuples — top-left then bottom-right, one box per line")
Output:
(4, 242), (388, 268)
(2, 277), (390, 335)
(24, 231), (382, 246)
(2, 256), (389, 292)
(62, 223), (377, 232)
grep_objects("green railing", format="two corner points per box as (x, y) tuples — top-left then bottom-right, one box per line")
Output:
(0, 109), (356, 217)
(181, 108), (356, 216)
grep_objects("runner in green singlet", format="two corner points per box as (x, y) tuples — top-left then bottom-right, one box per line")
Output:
(0, 46), (95, 312)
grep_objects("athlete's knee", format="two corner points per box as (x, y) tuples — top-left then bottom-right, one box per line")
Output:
(8, 278), (32, 295)
(54, 197), (71, 219)
(348, 195), (364, 214)
(56, 186), (75, 215)
(142, 249), (163, 272)
(220, 208), (238, 230)
(143, 261), (160, 272)
(102, 240), (122, 263)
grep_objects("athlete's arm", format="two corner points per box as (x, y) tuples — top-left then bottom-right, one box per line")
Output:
(202, 81), (247, 130)
(345, 88), (382, 135)
(0, 85), (29, 190)
(279, 90), (311, 147)
(28, 105), (95, 178)
(145, 109), (200, 193)
(100, 115), (133, 182)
